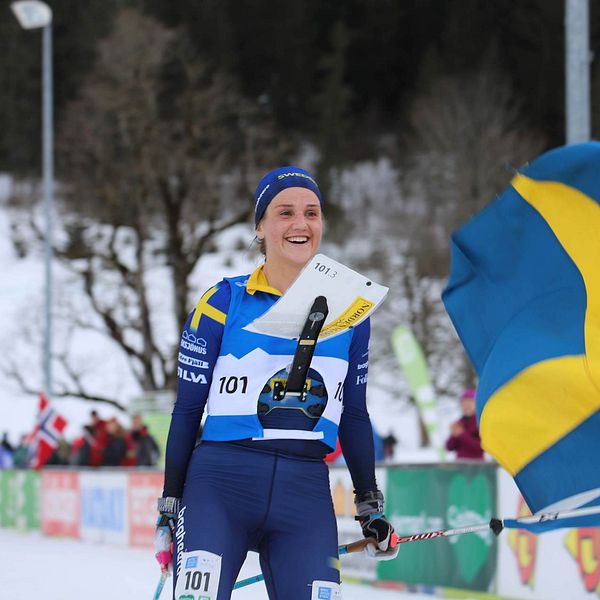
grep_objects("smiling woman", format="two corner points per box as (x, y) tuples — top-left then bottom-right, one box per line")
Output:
(155, 166), (397, 599)
(256, 186), (323, 291)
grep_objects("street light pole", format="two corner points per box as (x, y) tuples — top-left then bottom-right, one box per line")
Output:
(565, 0), (591, 144)
(11, 1), (54, 398)
(42, 20), (54, 399)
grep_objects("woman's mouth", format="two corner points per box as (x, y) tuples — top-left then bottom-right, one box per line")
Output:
(286, 236), (309, 244)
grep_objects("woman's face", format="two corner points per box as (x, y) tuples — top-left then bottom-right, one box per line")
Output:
(461, 398), (476, 417)
(256, 187), (322, 269)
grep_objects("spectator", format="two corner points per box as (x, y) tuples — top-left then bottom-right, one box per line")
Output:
(0, 444), (13, 469)
(89, 410), (108, 466)
(130, 414), (160, 466)
(1, 432), (14, 453)
(382, 433), (398, 461)
(46, 438), (71, 466)
(12, 435), (31, 468)
(70, 425), (95, 466)
(102, 417), (131, 466)
(445, 388), (484, 460)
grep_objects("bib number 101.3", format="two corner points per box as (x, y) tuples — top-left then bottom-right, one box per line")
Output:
(314, 262), (337, 279)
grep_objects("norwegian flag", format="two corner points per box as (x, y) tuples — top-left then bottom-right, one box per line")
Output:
(27, 393), (68, 469)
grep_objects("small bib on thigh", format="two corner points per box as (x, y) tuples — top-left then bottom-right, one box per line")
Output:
(174, 550), (222, 600)
(311, 580), (342, 600)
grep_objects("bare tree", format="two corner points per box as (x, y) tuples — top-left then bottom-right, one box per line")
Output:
(7, 8), (288, 404)
(403, 54), (546, 277)
(384, 55), (547, 398)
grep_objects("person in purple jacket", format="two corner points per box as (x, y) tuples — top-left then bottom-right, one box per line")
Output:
(445, 388), (484, 460)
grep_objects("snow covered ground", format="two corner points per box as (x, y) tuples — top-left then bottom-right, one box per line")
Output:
(0, 529), (434, 600)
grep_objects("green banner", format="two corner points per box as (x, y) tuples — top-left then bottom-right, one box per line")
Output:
(380, 464), (497, 591)
(391, 325), (444, 455)
(0, 470), (40, 530)
(143, 413), (171, 468)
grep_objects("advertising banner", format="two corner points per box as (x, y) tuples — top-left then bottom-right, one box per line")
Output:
(80, 471), (128, 545)
(41, 470), (80, 538)
(143, 413), (170, 469)
(497, 469), (600, 600)
(379, 464), (497, 591)
(128, 471), (163, 547)
(0, 470), (40, 530)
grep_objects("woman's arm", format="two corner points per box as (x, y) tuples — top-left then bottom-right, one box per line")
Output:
(337, 319), (377, 494)
(162, 282), (231, 498)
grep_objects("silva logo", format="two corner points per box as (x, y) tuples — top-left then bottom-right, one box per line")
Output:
(178, 367), (208, 384)
(185, 556), (198, 569)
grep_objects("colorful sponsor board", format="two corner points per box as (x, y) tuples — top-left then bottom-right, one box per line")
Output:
(0, 470), (40, 530)
(41, 470), (80, 538)
(79, 471), (129, 545)
(497, 468), (600, 599)
(128, 471), (164, 547)
(378, 464), (497, 591)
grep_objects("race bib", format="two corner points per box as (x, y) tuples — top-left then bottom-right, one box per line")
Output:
(174, 550), (222, 600)
(311, 580), (342, 600)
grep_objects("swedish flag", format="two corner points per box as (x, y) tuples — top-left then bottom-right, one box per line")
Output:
(443, 142), (600, 531)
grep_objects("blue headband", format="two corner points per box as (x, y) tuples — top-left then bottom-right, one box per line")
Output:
(254, 166), (322, 226)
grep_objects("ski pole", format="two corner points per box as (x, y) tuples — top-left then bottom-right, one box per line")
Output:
(233, 504), (600, 590)
(233, 537), (376, 590)
(152, 570), (170, 600)
(361, 504), (600, 547)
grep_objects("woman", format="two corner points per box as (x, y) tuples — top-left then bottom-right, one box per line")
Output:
(445, 388), (484, 460)
(155, 166), (397, 599)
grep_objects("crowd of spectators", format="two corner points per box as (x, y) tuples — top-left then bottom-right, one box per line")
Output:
(2, 389), (483, 469)
(1, 411), (160, 469)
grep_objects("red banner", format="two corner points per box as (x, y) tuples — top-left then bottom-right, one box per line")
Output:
(128, 472), (163, 547)
(41, 470), (80, 538)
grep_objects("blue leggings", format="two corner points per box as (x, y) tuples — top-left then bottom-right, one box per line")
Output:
(174, 442), (340, 599)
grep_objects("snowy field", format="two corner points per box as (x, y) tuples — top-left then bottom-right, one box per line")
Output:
(0, 529), (434, 600)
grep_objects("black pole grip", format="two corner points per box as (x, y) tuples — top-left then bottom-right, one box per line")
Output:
(285, 296), (329, 395)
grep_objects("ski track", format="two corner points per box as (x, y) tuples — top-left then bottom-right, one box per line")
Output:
(0, 529), (437, 600)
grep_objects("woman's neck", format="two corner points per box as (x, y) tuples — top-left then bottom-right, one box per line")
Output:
(262, 260), (303, 294)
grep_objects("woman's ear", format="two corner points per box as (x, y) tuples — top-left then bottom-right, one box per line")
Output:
(255, 223), (264, 240)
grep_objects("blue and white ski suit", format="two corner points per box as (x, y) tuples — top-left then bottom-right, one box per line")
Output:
(163, 266), (377, 599)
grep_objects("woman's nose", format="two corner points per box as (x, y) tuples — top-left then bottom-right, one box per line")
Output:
(291, 213), (308, 228)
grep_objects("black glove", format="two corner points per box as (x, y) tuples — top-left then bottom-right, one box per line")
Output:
(355, 489), (399, 560)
